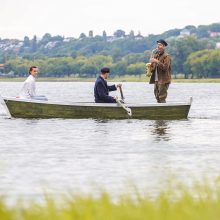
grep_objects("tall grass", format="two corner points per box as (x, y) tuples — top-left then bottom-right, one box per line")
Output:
(1, 180), (220, 220)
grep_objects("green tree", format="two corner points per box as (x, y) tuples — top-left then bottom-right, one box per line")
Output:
(112, 48), (121, 62)
(185, 49), (220, 78)
(79, 33), (86, 39)
(129, 30), (135, 39)
(114, 30), (126, 38)
(41, 33), (52, 44)
(23, 36), (30, 47)
(168, 37), (214, 78)
(89, 30), (93, 38)
(196, 25), (209, 38)
(127, 62), (145, 75)
(80, 63), (98, 77)
(89, 55), (113, 71)
(102, 30), (107, 41)
(31, 35), (38, 52)
(111, 61), (127, 76)
(70, 51), (77, 59)
(210, 23), (220, 32)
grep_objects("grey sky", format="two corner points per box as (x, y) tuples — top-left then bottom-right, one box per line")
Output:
(1, 0), (219, 39)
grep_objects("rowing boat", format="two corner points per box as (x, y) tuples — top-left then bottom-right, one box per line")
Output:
(2, 97), (192, 120)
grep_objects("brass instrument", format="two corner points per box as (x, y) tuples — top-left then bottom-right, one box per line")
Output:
(145, 49), (158, 77)
(146, 63), (152, 77)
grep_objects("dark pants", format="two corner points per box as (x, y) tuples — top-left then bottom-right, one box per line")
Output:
(154, 83), (169, 103)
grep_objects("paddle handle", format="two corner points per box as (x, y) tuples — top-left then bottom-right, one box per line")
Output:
(119, 86), (124, 100)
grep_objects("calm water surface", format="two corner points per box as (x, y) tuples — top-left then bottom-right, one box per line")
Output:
(0, 82), (220, 199)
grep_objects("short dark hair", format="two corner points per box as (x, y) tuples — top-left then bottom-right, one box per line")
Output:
(101, 67), (110, 74)
(29, 66), (38, 74)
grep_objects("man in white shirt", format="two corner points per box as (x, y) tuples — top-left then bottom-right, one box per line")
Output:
(19, 66), (47, 100)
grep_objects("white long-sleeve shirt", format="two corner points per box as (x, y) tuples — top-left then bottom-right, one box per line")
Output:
(19, 75), (36, 99)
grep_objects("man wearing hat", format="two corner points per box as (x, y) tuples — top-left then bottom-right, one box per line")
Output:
(94, 67), (122, 103)
(149, 39), (172, 103)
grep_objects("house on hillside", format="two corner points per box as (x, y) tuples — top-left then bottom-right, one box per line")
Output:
(135, 32), (144, 40)
(178, 29), (191, 38)
(0, 39), (23, 52)
(44, 41), (58, 49)
(106, 36), (119, 42)
(209, 31), (220, 37)
(63, 37), (75, 42)
(216, 42), (220, 49)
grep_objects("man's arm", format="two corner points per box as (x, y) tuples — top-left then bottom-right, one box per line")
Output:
(156, 55), (171, 72)
(108, 84), (117, 92)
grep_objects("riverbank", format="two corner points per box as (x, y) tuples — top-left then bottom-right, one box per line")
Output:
(0, 75), (220, 83)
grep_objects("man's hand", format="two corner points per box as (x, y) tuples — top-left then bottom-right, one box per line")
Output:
(150, 58), (159, 63)
(116, 83), (122, 88)
(114, 96), (124, 103)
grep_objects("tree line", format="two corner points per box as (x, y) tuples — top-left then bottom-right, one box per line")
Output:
(4, 36), (220, 78)
(1, 23), (220, 78)
(5, 53), (149, 77)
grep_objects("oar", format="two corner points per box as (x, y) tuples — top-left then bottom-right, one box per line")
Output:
(115, 97), (132, 117)
(119, 86), (124, 101)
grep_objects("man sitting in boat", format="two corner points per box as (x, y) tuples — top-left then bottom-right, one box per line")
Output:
(18, 66), (48, 101)
(94, 67), (122, 103)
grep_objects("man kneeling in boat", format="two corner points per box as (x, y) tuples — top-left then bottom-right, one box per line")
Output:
(18, 66), (48, 101)
(94, 67), (122, 103)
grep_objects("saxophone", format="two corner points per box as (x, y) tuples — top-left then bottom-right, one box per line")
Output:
(145, 63), (152, 77)
(146, 49), (159, 77)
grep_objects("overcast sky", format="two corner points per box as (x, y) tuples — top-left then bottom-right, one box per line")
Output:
(1, 0), (219, 39)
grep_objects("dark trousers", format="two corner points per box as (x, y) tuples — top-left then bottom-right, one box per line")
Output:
(154, 83), (169, 103)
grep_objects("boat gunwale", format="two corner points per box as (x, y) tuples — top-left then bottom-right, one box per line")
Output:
(3, 97), (192, 107)
(2, 96), (192, 108)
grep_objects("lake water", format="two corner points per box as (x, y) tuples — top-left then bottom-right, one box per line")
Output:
(0, 82), (220, 199)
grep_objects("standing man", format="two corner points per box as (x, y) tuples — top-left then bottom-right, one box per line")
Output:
(150, 39), (172, 103)
(94, 67), (121, 103)
(19, 66), (47, 100)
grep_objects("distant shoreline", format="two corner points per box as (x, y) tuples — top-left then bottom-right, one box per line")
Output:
(1, 76), (220, 83)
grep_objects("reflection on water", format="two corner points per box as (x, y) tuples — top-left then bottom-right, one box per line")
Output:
(151, 120), (170, 141)
(94, 119), (109, 124)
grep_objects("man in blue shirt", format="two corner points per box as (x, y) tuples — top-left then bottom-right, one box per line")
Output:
(94, 67), (122, 103)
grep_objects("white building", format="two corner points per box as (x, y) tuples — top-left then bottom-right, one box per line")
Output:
(179, 29), (191, 38)
(216, 42), (220, 49)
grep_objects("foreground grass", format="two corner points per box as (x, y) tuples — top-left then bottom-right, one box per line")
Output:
(0, 75), (220, 83)
(1, 182), (220, 220)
